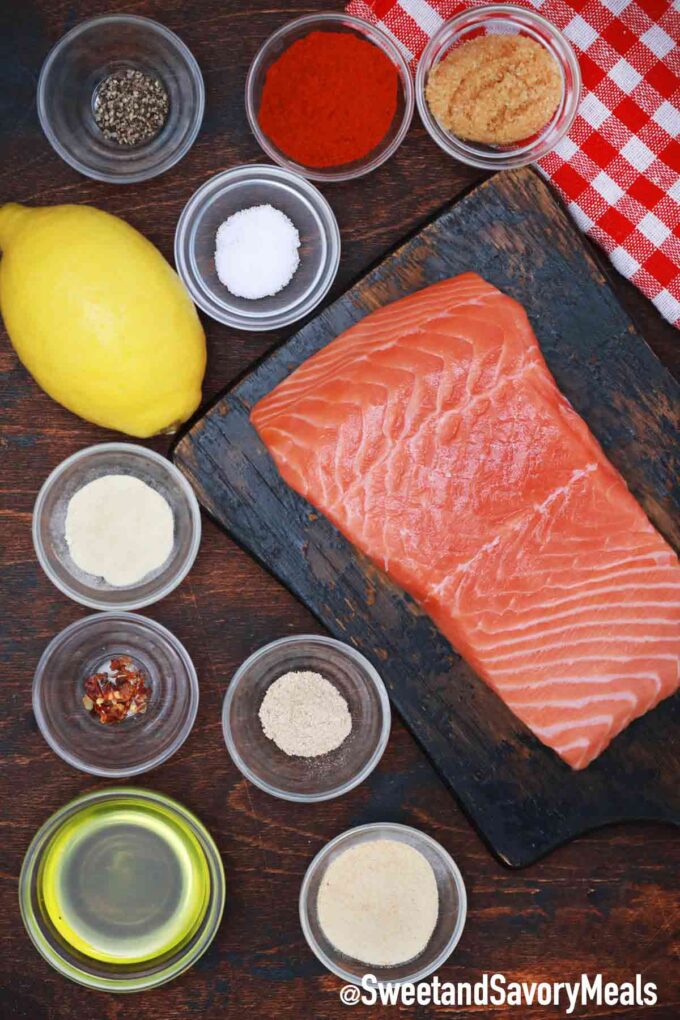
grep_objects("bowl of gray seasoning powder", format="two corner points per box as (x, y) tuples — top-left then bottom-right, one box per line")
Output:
(222, 635), (391, 802)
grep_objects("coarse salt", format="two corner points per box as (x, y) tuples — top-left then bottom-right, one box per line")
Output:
(214, 204), (300, 300)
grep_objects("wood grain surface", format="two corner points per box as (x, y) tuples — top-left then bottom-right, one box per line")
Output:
(174, 167), (680, 868)
(0, 1), (678, 1018)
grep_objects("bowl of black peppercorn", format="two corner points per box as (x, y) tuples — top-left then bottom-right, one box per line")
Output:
(37, 14), (205, 184)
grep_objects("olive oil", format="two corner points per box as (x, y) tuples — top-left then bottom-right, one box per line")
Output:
(39, 797), (210, 964)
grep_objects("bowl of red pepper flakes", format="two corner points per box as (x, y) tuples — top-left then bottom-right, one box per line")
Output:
(33, 612), (198, 778)
(246, 13), (414, 182)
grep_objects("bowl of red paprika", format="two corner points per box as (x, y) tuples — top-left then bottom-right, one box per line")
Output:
(246, 13), (414, 182)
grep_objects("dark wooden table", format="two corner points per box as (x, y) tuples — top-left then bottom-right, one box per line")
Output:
(1, 2), (678, 1018)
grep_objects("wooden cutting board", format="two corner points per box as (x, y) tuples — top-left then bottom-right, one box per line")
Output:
(173, 168), (680, 868)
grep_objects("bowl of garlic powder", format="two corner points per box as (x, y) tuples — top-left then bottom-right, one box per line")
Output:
(222, 635), (391, 802)
(33, 443), (201, 611)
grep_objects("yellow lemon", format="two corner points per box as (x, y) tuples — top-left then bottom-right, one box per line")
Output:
(0, 203), (206, 437)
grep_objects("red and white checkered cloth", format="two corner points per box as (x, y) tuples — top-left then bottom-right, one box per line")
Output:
(347, 0), (680, 328)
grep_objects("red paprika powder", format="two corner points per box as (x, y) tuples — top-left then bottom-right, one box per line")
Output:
(258, 31), (399, 169)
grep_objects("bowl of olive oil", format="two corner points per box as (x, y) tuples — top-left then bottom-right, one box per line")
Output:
(19, 788), (225, 991)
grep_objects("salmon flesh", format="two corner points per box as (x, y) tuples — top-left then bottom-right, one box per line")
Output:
(251, 274), (680, 769)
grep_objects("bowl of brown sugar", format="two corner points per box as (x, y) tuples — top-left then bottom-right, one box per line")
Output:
(416, 4), (581, 169)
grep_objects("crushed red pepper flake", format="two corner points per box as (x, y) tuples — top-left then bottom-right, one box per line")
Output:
(82, 654), (150, 724)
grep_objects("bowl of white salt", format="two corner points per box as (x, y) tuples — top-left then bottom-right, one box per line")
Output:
(174, 164), (340, 331)
(33, 443), (201, 611)
(222, 635), (391, 802)
(300, 823), (467, 985)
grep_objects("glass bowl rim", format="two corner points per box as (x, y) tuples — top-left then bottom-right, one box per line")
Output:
(221, 634), (392, 802)
(415, 3), (582, 170)
(299, 821), (468, 984)
(32, 610), (200, 778)
(245, 12), (415, 182)
(18, 785), (225, 992)
(173, 163), (341, 331)
(32, 442), (202, 612)
(36, 13), (205, 184)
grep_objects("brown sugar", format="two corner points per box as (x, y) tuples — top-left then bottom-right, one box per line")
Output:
(425, 33), (563, 146)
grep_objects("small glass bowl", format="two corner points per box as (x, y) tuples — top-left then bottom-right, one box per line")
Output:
(33, 443), (201, 612)
(19, 787), (225, 991)
(33, 612), (199, 778)
(37, 14), (204, 183)
(222, 635), (391, 801)
(175, 165), (340, 331)
(246, 13), (414, 182)
(416, 5), (581, 170)
(300, 823), (467, 984)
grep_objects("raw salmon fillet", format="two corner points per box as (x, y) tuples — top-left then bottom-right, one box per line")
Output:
(251, 274), (680, 769)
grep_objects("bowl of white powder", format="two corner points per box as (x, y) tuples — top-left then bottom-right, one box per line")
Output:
(300, 823), (467, 985)
(33, 443), (201, 611)
(222, 635), (391, 801)
(174, 165), (340, 331)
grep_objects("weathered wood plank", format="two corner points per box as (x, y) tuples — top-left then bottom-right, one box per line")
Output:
(174, 168), (680, 868)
